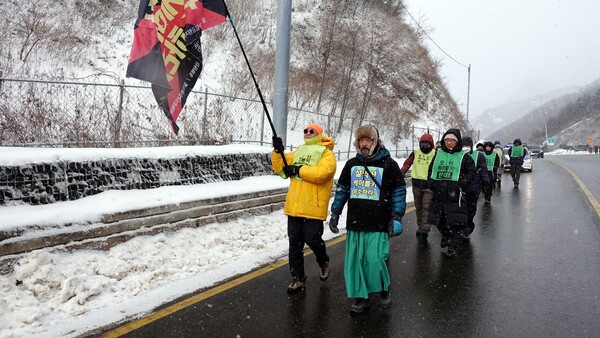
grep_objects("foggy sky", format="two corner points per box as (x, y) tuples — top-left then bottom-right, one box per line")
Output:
(404, 0), (600, 120)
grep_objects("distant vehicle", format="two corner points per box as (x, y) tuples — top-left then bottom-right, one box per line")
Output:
(528, 145), (544, 158)
(503, 146), (533, 172)
(572, 144), (590, 152)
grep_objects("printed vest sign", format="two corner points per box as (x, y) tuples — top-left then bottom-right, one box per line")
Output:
(431, 150), (466, 182)
(350, 165), (383, 201)
(511, 146), (524, 158)
(412, 149), (435, 180)
(279, 144), (326, 180)
(484, 153), (496, 171)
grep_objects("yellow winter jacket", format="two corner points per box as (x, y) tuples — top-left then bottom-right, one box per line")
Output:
(271, 136), (336, 220)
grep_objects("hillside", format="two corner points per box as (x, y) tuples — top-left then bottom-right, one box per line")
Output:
(0, 0), (468, 146)
(485, 79), (600, 147)
(472, 86), (579, 140)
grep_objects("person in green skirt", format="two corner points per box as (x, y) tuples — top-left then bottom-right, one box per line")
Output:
(328, 125), (406, 314)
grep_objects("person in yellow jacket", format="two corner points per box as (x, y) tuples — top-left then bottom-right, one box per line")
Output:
(271, 123), (337, 293)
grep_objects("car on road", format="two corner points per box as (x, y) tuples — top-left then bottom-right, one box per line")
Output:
(503, 146), (533, 172)
(528, 145), (544, 158)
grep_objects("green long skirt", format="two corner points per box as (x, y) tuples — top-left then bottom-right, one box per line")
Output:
(344, 230), (390, 299)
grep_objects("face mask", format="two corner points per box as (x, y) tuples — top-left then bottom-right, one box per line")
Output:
(462, 146), (471, 151)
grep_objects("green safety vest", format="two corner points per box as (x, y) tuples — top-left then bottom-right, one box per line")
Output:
(470, 151), (479, 165)
(484, 153), (496, 171)
(431, 150), (467, 182)
(279, 144), (327, 180)
(411, 149), (436, 180)
(511, 145), (524, 158)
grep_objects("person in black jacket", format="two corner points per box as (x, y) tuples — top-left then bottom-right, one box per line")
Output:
(427, 128), (475, 257)
(328, 125), (407, 313)
(508, 138), (525, 188)
(462, 137), (490, 239)
(482, 141), (500, 203)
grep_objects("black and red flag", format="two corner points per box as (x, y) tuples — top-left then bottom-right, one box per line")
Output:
(126, 0), (227, 135)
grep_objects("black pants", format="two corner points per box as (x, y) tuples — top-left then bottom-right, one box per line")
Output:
(437, 212), (465, 250)
(288, 216), (329, 280)
(465, 191), (480, 234)
(511, 164), (522, 185)
(482, 172), (493, 200)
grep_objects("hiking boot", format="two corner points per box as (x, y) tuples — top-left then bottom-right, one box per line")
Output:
(380, 291), (392, 308)
(446, 247), (458, 258)
(416, 229), (429, 239)
(287, 277), (306, 293)
(319, 262), (330, 281)
(440, 236), (449, 248)
(350, 298), (369, 314)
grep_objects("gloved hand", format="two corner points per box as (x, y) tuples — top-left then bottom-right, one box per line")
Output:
(388, 213), (403, 237)
(272, 136), (285, 154)
(283, 165), (302, 178)
(328, 211), (340, 234)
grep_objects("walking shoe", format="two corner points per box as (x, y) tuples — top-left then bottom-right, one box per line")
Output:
(416, 229), (429, 239)
(440, 236), (449, 248)
(287, 277), (306, 293)
(319, 262), (330, 281)
(350, 298), (369, 314)
(380, 291), (392, 308)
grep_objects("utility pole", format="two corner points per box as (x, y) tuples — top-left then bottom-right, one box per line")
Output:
(272, 0), (292, 145)
(466, 64), (471, 122)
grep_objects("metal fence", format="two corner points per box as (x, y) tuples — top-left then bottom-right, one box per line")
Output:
(0, 73), (444, 160)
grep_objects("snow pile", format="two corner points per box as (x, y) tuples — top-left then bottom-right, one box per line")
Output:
(0, 209), (306, 337)
(0, 149), (412, 337)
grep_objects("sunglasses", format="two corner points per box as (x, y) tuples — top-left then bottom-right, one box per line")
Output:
(303, 128), (317, 135)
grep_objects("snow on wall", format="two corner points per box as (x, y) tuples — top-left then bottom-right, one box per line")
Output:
(0, 153), (273, 206)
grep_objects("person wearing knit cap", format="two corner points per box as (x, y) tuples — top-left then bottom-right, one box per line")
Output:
(508, 138), (525, 188)
(493, 141), (504, 188)
(427, 128), (475, 257)
(271, 123), (337, 293)
(482, 141), (500, 203)
(401, 133), (436, 240)
(461, 136), (490, 239)
(328, 125), (406, 313)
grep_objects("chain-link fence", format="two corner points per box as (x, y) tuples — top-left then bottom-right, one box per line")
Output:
(0, 73), (445, 160)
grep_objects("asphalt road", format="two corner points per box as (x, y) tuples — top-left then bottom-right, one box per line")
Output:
(99, 155), (600, 338)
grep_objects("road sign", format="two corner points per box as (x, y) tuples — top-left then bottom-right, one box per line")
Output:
(547, 137), (555, 146)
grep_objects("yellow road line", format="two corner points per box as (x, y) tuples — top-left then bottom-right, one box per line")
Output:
(103, 206), (416, 337)
(551, 160), (600, 218)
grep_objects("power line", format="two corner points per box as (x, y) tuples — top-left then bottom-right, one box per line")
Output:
(400, 3), (469, 69)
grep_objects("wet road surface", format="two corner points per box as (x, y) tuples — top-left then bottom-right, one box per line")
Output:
(101, 156), (600, 337)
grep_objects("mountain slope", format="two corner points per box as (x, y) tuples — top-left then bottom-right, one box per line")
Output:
(472, 86), (578, 140)
(486, 79), (600, 146)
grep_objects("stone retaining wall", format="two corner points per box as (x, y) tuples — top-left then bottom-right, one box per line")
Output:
(0, 153), (273, 205)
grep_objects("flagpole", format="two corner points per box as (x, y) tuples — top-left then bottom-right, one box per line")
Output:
(221, 1), (289, 166)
